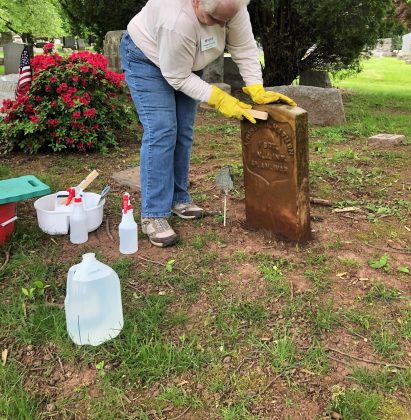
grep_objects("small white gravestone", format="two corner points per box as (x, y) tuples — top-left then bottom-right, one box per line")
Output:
(0, 74), (18, 104)
(4, 42), (25, 74)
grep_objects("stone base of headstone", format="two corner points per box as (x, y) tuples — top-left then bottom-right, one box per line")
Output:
(266, 86), (346, 126)
(368, 134), (406, 148)
(111, 167), (141, 191)
(241, 104), (311, 243)
(103, 30), (125, 73)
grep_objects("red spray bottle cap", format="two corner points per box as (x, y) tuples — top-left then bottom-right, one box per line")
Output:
(74, 197), (82, 204)
(66, 188), (76, 206)
(123, 193), (132, 214)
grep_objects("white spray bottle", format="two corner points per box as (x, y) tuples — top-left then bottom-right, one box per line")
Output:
(69, 196), (88, 244)
(119, 192), (138, 254)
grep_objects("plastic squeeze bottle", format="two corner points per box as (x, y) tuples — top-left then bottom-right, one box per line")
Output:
(65, 253), (124, 346)
(119, 192), (138, 254)
(69, 196), (88, 244)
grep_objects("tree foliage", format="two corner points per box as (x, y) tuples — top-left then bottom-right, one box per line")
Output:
(248, 0), (399, 85)
(0, 0), (65, 37)
(58, 0), (147, 49)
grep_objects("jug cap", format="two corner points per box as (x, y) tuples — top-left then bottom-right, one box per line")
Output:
(82, 253), (96, 262)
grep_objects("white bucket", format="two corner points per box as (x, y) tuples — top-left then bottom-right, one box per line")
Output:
(34, 192), (105, 235)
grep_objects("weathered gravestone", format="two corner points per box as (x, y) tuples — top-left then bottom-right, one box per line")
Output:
(0, 74), (18, 109)
(401, 32), (411, 56)
(241, 104), (311, 243)
(3, 42), (25, 74)
(0, 32), (13, 47)
(111, 167), (141, 191)
(77, 39), (86, 51)
(266, 86), (346, 126)
(299, 70), (332, 88)
(63, 36), (76, 49)
(203, 54), (224, 83)
(224, 56), (244, 90)
(103, 30), (125, 73)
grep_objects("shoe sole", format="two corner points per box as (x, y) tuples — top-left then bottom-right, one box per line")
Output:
(148, 234), (179, 247)
(172, 210), (204, 220)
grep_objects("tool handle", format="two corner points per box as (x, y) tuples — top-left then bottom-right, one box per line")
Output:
(77, 170), (99, 191)
(247, 109), (268, 120)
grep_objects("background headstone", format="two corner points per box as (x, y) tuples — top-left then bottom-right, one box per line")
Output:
(77, 39), (86, 51)
(224, 56), (244, 89)
(3, 42), (25, 75)
(299, 70), (332, 88)
(203, 54), (224, 83)
(0, 32), (13, 47)
(0, 74), (18, 107)
(368, 134), (405, 148)
(372, 38), (393, 57)
(103, 30), (125, 73)
(241, 104), (311, 243)
(266, 86), (346, 126)
(63, 36), (76, 49)
(401, 32), (411, 56)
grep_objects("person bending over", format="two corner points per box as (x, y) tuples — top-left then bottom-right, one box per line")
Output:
(120, 0), (296, 247)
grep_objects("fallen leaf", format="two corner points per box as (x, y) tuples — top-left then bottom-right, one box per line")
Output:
(2, 349), (8, 366)
(332, 207), (362, 213)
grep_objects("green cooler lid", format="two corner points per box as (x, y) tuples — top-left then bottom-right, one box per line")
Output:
(0, 175), (51, 204)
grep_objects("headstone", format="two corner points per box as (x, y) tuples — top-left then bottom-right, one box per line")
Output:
(224, 56), (244, 89)
(300, 70), (332, 88)
(203, 54), (224, 83)
(241, 104), (311, 243)
(401, 33), (411, 55)
(266, 86), (346, 126)
(372, 38), (393, 57)
(103, 30), (125, 73)
(63, 36), (76, 49)
(111, 167), (140, 191)
(368, 134), (405, 148)
(0, 74), (18, 107)
(21, 33), (34, 46)
(3, 43), (25, 75)
(77, 39), (86, 51)
(0, 32), (13, 47)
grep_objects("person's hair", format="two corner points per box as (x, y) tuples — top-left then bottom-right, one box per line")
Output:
(200, 0), (250, 14)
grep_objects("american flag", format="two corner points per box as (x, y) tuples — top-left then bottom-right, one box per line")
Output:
(15, 46), (32, 98)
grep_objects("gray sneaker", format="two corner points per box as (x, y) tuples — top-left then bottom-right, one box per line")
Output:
(141, 218), (179, 247)
(172, 203), (204, 219)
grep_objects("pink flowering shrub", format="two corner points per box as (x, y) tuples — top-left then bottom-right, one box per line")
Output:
(0, 46), (133, 153)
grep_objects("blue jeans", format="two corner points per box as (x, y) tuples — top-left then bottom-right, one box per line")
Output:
(120, 32), (200, 218)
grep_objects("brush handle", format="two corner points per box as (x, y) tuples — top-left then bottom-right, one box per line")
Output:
(77, 170), (99, 191)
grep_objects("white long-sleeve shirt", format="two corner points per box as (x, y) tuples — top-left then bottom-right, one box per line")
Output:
(127, 0), (263, 102)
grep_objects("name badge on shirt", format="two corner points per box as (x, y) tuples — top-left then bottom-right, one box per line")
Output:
(201, 36), (217, 52)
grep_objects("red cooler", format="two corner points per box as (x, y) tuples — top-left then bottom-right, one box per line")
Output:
(0, 175), (51, 245)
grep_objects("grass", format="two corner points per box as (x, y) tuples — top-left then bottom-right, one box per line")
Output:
(0, 56), (410, 418)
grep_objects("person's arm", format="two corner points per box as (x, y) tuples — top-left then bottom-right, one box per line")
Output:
(157, 26), (256, 123)
(225, 7), (263, 87)
(157, 27), (212, 102)
(227, 8), (296, 106)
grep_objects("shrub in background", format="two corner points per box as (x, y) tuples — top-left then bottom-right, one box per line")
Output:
(0, 45), (134, 154)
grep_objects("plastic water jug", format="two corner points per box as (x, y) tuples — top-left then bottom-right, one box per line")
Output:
(119, 192), (138, 254)
(65, 253), (124, 346)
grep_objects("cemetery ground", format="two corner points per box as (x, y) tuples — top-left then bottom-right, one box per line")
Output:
(0, 57), (410, 419)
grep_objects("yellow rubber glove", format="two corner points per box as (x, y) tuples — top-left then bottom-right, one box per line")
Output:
(243, 84), (297, 106)
(208, 85), (256, 124)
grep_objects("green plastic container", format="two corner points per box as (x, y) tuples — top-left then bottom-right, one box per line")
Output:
(0, 175), (51, 204)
